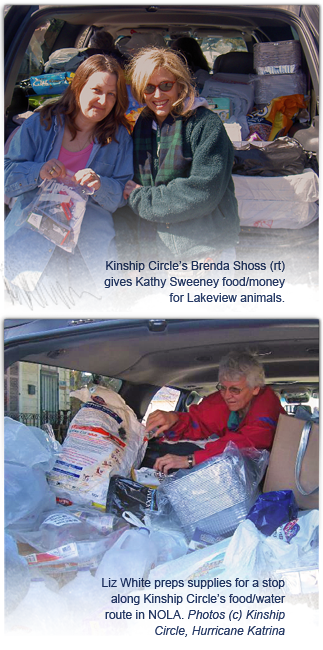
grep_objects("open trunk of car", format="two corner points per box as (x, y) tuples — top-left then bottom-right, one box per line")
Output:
(4, 5), (319, 286)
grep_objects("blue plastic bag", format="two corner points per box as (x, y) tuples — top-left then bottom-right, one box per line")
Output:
(247, 489), (298, 536)
(30, 72), (73, 95)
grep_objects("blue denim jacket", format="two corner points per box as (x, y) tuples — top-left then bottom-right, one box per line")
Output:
(4, 112), (133, 287)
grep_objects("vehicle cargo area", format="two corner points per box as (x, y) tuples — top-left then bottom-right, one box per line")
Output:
(4, 5), (319, 286)
(4, 319), (319, 635)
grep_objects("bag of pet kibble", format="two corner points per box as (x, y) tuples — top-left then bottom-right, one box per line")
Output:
(47, 387), (147, 509)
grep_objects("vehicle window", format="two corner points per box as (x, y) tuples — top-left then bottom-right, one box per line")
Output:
(200, 36), (248, 69)
(16, 19), (65, 82)
(166, 35), (248, 72)
(4, 361), (122, 441)
(283, 394), (319, 416)
(142, 386), (181, 423)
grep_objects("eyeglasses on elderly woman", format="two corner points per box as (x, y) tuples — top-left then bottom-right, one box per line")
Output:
(216, 383), (248, 395)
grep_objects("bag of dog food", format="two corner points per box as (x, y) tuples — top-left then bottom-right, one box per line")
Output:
(47, 387), (147, 509)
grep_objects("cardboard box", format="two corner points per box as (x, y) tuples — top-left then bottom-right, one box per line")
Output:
(82, 603), (128, 636)
(263, 414), (319, 509)
(17, 541), (36, 556)
(224, 123), (242, 142)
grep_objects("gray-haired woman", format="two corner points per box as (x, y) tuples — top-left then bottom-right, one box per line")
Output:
(144, 351), (285, 474)
(218, 350), (266, 389)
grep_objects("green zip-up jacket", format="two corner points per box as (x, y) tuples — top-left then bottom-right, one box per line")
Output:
(114, 106), (240, 263)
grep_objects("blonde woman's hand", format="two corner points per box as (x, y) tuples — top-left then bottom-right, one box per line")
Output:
(40, 159), (66, 181)
(73, 168), (101, 191)
(123, 180), (142, 200)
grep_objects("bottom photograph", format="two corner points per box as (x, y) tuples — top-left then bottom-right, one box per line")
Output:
(4, 318), (319, 638)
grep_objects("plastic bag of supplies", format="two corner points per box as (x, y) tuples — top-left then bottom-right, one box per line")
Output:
(158, 443), (269, 540)
(23, 175), (93, 253)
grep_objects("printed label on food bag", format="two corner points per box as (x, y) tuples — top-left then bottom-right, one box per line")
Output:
(82, 401), (123, 424)
(41, 513), (82, 527)
(47, 395), (146, 508)
(25, 543), (78, 564)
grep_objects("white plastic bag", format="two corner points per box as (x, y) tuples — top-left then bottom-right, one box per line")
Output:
(4, 418), (59, 527)
(268, 509), (319, 555)
(233, 170), (319, 229)
(149, 536), (231, 582)
(44, 48), (87, 73)
(47, 387), (147, 508)
(222, 510), (319, 583)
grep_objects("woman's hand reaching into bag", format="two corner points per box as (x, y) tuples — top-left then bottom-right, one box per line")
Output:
(73, 168), (101, 191)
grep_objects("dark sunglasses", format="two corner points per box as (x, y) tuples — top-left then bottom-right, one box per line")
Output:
(144, 81), (176, 94)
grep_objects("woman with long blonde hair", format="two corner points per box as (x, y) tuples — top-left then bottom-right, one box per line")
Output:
(115, 47), (239, 264)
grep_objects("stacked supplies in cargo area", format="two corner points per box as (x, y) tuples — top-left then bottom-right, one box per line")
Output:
(201, 40), (318, 232)
(247, 40), (309, 142)
(4, 396), (320, 633)
(252, 40), (305, 105)
(200, 75), (255, 141)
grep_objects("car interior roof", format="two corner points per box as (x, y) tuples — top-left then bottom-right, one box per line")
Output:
(35, 5), (300, 39)
(4, 319), (319, 391)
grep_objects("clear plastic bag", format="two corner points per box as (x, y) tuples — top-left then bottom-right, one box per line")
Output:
(10, 505), (125, 552)
(4, 418), (59, 527)
(23, 175), (93, 253)
(158, 443), (269, 540)
(20, 527), (129, 575)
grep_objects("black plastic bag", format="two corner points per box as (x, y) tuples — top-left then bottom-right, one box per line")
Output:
(233, 137), (307, 176)
(106, 476), (158, 522)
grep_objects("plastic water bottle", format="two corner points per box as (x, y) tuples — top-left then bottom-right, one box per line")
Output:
(119, 511), (187, 567)
(95, 527), (157, 591)
(59, 567), (107, 636)
(149, 529), (188, 564)
(4, 578), (73, 636)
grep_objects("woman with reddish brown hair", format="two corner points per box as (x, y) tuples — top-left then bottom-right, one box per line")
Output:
(5, 55), (133, 298)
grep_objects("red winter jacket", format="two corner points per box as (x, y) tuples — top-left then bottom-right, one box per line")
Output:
(162, 386), (285, 465)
